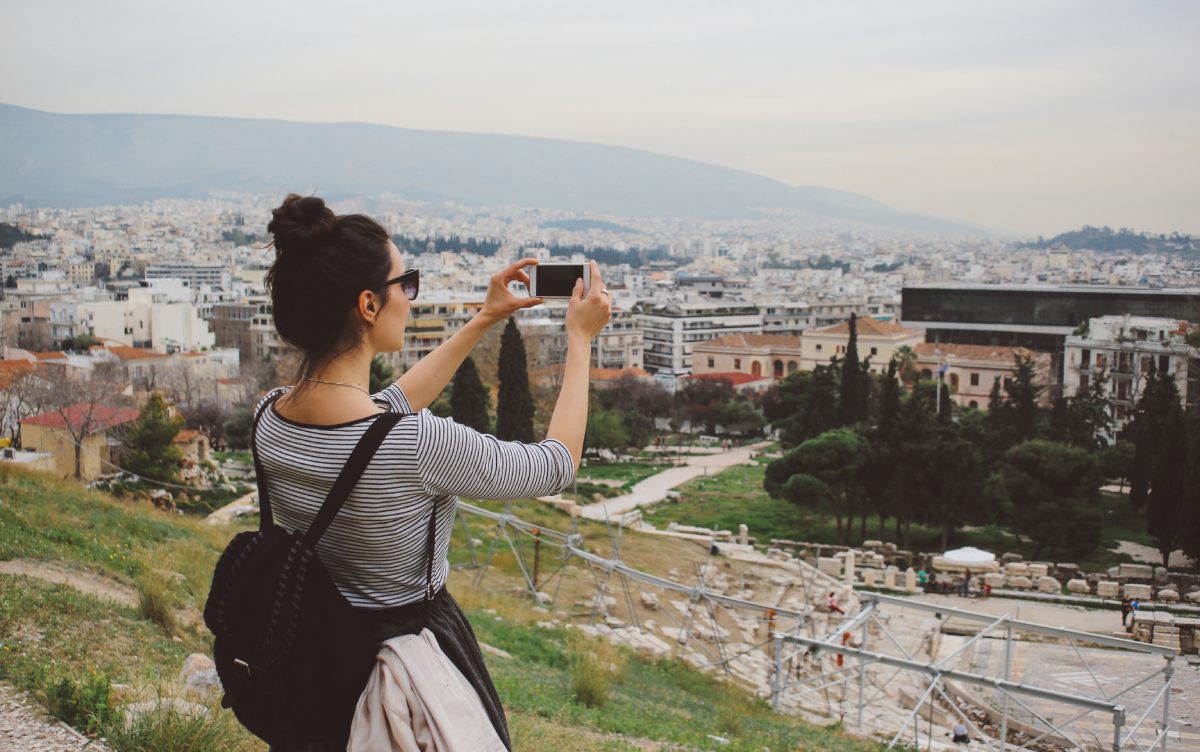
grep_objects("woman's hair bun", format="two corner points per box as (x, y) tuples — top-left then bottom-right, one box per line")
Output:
(267, 193), (337, 260)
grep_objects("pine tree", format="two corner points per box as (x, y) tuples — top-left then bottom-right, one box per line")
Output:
(122, 392), (185, 483)
(838, 313), (864, 425)
(1005, 354), (1043, 442)
(1128, 362), (1176, 513)
(450, 356), (491, 434)
(369, 355), (395, 394)
(878, 358), (900, 440)
(495, 318), (535, 442)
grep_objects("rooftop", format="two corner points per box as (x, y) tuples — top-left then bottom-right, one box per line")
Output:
(914, 342), (1045, 363)
(695, 333), (803, 350)
(811, 317), (922, 337)
(22, 404), (140, 433)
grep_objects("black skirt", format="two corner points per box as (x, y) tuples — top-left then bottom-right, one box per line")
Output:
(272, 586), (511, 751)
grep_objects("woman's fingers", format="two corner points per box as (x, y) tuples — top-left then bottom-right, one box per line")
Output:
(588, 260), (604, 298)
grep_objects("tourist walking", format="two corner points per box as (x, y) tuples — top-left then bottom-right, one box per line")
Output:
(241, 194), (611, 750)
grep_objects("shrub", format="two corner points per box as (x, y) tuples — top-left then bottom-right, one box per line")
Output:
(566, 631), (626, 708)
(137, 573), (176, 634)
(40, 671), (117, 736)
(104, 700), (249, 752)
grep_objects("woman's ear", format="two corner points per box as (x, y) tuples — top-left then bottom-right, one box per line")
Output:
(357, 290), (378, 323)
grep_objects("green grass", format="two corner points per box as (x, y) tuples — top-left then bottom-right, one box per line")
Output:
(0, 465), (882, 752)
(211, 450), (253, 465)
(576, 461), (672, 488)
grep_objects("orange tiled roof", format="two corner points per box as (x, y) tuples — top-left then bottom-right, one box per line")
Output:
(29, 351), (67, 360)
(174, 429), (201, 443)
(915, 342), (1045, 363)
(103, 346), (170, 361)
(0, 360), (36, 388)
(696, 333), (803, 350)
(812, 317), (920, 337)
(21, 404), (139, 433)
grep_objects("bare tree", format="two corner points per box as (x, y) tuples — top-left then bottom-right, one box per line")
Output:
(35, 362), (126, 479)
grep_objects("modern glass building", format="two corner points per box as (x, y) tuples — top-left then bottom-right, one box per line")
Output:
(901, 284), (1200, 379)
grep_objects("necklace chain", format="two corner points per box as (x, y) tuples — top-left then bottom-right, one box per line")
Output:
(304, 376), (371, 396)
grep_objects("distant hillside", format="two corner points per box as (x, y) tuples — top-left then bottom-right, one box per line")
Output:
(0, 222), (37, 249)
(0, 103), (979, 234)
(1022, 225), (1197, 254)
(538, 218), (639, 234)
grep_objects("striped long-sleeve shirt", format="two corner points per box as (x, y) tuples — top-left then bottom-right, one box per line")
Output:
(253, 382), (575, 608)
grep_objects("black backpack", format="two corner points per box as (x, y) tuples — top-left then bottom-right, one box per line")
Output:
(203, 394), (403, 748)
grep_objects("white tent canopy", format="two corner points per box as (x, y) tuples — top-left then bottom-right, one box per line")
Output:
(942, 546), (996, 565)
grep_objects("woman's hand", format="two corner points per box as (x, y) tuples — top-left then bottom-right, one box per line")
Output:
(565, 260), (611, 342)
(480, 258), (544, 324)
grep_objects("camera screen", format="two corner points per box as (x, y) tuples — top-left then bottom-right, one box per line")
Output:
(536, 264), (584, 296)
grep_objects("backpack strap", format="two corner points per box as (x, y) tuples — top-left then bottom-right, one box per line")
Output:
(303, 411), (404, 546)
(251, 391), (286, 530)
(424, 501), (438, 601)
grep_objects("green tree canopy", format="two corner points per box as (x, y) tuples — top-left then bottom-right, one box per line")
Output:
(998, 440), (1102, 560)
(122, 392), (185, 483)
(449, 356), (491, 433)
(495, 318), (535, 442)
(760, 363), (840, 447)
(765, 427), (870, 544)
(368, 355), (395, 394)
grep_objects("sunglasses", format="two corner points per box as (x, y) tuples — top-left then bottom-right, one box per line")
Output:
(384, 269), (419, 301)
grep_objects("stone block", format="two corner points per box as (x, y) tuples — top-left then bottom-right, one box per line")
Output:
(884, 566), (898, 589)
(1067, 579), (1091, 595)
(1005, 562), (1029, 576)
(1006, 576), (1032, 590)
(1123, 583), (1153, 600)
(1096, 581), (1120, 598)
(817, 557), (842, 577)
(1036, 576), (1061, 594)
(1185, 591), (1200, 604)
(904, 567), (917, 592)
(863, 569), (878, 587)
(1055, 563), (1079, 577)
(737, 524), (749, 545)
(1118, 563), (1154, 580)
(1154, 566), (1169, 583)
(983, 573), (1006, 588)
(1001, 552), (1023, 563)
(844, 551), (856, 584)
(1156, 589), (1179, 602)
(863, 540), (883, 549)
(1028, 563), (1049, 578)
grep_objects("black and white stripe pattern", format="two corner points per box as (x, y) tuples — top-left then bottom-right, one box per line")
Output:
(253, 383), (574, 608)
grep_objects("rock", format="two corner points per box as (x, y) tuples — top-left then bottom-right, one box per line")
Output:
(904, 567), (917, 592)
(817, 557), (841, 576)
(534, 591), (553, 606)
(1156, 589), (1180, 602)
(123, 699), (208, 731)
(1005, 562), (1029, 576)
(1185, 591), (1200, 604)
(1036, 576), (1060, 594)
(1067, 579), (1091, 595)
(862, 569), (877, 587)
(983, 573), (1006, 589)
(640, 591), (660, 610)
(1154, 567), (1169, 584)
(178, 653), (221, 699)
(737, 524), (749, 545)
(1118, 563), (1154, 580)
(1055, 563), (1079, 577)
(1001, 552), (1023, 563)
(1006, 576), (1032, 590)
(863, 540), (883, 549)
(1096, 581), (1120, 598)
(1028, 564), (1049, 578)
(1124, 583), (1153, 600)
(883, 566), (898, 589)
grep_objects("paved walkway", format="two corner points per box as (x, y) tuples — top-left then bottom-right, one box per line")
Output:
(578, 440), (774, 521)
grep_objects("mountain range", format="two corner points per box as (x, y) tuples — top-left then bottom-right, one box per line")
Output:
(0, 103), (979, 233)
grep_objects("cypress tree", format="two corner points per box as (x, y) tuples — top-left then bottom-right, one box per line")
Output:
(123, 392), (184, 483)
(495, 317), (535, 442)
(839, 313), (864, 425)
(878, 358), (900, 440)
(1147, 405), (1187, 568)
(450, 356), (491, 434)
(1005, 354), (1043, 442)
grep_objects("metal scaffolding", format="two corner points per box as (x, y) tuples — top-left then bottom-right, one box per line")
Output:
(452, 501), (1182, 752)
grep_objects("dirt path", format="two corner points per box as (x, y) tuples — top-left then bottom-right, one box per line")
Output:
(0, 683), (110, 751)
(1110, 540), (1194, 569)
(0, 561), (138, 608)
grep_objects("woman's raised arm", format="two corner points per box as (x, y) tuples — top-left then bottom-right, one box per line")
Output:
(394, 258), (543, 411)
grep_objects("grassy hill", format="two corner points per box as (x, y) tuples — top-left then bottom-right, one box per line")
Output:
(0, 464), (881, 751)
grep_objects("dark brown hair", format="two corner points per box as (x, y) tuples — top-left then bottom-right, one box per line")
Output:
(264, 194), (392, 385)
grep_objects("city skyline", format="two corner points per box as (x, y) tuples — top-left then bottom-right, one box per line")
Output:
(1, 1), (1198, 236)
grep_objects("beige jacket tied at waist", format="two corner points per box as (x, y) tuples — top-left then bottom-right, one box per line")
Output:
(347, 629), (507, 752)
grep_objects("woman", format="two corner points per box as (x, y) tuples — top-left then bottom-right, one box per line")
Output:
(256, 194), (611, 749)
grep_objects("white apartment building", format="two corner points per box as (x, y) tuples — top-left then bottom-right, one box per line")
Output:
(1064, 315), (1200, 431)
(592, 308), (643, 370)
(635, 299), (762, 375)
(760, 301), (813, 336)
(146, 261), (232, 291)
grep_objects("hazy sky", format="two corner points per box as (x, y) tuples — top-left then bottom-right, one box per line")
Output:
(2, 0), (1198, 235)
